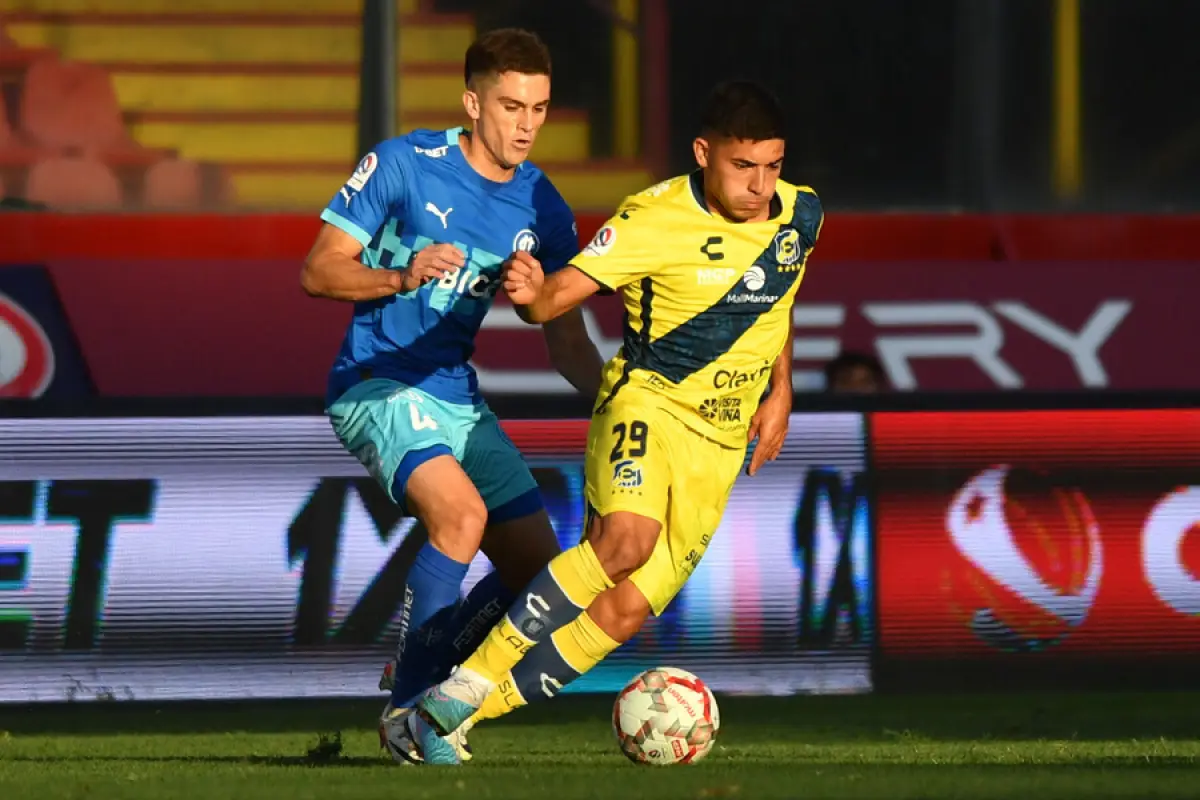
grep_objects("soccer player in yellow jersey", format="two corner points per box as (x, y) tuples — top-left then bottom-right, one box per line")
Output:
(407, 80), (823, 764)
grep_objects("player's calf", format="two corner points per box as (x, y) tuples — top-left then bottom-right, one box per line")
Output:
(585, 511), (662, 583)
(388, 458), (488, 707)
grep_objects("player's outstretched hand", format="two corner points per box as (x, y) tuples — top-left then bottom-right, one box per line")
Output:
(502, 250), (545, 306)
(401, 243), (465, 292)
(746, 390), (791, 476)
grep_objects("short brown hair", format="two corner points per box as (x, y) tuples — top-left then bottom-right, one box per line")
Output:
(464, 27), (552, 87)
(700, 80), (787, 142)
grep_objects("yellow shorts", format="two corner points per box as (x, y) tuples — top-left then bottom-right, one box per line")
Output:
(584, 397), (746, 615)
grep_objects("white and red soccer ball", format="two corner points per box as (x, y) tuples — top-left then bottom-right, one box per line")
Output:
(613, 667), (719, 766)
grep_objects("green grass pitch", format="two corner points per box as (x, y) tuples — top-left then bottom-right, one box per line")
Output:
(0, 692), (1197, 799)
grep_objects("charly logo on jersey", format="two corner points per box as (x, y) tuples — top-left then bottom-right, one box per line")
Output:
(339, 151), (378, 206)
(773, 228), (803, 270)
(942, 465), (1103, 653)
(512, 229), (540, 254)
(584, 225), (616, 257)
(0, 291), (55, 398)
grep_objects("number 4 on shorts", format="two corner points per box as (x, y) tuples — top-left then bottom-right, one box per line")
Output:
(408, 403), (438, 431)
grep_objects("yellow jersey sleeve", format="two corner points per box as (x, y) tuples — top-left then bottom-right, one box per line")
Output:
(571, 196), (662, 292)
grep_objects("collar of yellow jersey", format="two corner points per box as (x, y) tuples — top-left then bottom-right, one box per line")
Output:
(688, 170), (784, 221)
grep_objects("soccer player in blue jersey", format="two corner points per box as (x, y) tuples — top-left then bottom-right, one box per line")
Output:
(300, 28), (604, 761)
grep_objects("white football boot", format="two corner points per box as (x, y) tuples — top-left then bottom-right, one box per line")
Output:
(378, 701), (474, 764)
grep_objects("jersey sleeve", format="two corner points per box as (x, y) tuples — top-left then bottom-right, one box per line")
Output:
(530, 176), (578, 275)
(319, 140), (407, 246)
(792, 187), (825, 262)
(570, 197), (659, 292)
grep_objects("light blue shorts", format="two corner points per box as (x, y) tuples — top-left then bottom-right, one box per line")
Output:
(327, 378), (542, 522)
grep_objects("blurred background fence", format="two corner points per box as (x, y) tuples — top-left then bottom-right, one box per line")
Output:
(1, 0), (1198, 212)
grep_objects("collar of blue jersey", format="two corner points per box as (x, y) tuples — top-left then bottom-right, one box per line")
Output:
(688, 170), (783, 221)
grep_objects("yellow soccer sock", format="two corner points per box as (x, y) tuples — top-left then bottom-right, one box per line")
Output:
(471, 675), (526, 723)
(552, 609), (622, 675)
(461, 542), (614, 683)
(470, 611), (621, 724)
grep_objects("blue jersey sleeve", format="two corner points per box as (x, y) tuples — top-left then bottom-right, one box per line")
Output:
(530, 175), (578, 275)
(319, 140), (407, 246)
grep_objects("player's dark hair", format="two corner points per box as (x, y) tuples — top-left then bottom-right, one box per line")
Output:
(823, 351), (886, 389)
(699, 80), (787, 142)
(464, 28), (552, 87)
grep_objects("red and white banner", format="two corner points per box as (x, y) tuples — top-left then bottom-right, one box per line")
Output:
(873, 409), (1200, 663)
(3, 211), (1200, 398)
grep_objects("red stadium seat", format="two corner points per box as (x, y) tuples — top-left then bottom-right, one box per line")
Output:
(143, 159), (237, 209)
(143, 158), (203, 209)
(18, 57), (130, 152)
(25, 155), (122, 209)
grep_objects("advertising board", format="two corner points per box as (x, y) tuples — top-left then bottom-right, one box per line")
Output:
(0, 413), (872, 702)
(873, 409), (1200, 687)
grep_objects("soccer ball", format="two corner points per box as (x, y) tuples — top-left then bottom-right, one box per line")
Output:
(612, 667), (720, 766)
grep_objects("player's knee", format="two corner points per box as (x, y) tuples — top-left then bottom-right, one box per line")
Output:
(589, 512), (659, 583)
(481, 509), (560, 591)
(424, 497), (488, 561)
(588, 582), (650, 644)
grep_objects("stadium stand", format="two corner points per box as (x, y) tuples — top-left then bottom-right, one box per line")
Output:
(0, 0), (653, 210)
(143, 157), (232, 210)
(18, 57), (130, 151)
(24, 154), (121, 208)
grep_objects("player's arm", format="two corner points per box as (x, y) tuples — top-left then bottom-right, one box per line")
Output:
(505, 261), (602, 324)
(746, 323), (795, 476)
(766, 322), (794, 402)
(531, 200), (606, 397)
(300, 144), (463, 301)
(301, 224), (404, 301)
(543, 307), (604, 399)
(505, 205), (654, 323)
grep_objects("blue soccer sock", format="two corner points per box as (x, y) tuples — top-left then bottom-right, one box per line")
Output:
(391, 541), (470, 707)
(428, 570), (516, 684)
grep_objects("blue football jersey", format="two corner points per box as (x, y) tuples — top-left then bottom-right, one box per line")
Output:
(320, 127), (578, 406)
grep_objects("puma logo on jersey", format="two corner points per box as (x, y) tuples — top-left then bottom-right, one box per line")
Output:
(425, 202), (453, 229)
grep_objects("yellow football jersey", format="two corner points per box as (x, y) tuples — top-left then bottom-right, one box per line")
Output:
(572, 172), (823, 448)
